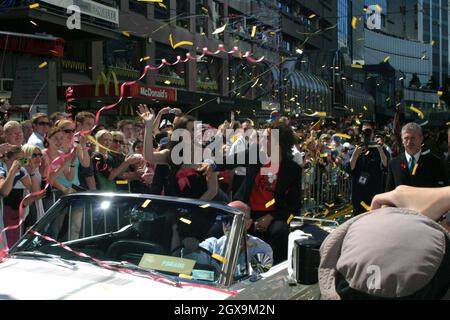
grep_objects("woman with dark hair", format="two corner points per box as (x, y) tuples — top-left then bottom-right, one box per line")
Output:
(213, 120), (302, 264)
(138, 105), (218, 200)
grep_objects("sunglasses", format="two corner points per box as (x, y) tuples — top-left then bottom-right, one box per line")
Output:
(113, 139), (125, 144)
(32, 153), (43, 158)
(37, 122), (50, 126)
(63, 129), (75, 134)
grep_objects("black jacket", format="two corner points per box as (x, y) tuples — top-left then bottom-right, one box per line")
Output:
(386, 152), (449, 191)
(215, 148), (302, 221)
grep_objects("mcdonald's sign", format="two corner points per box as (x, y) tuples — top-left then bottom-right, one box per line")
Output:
(95, 70), (119, 97)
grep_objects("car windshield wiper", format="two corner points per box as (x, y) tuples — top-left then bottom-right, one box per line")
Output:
(103, 260), (180, 286)
(13, 251), (78, 270)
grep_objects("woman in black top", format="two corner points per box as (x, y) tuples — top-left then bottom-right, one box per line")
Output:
(214, 121), (302, 263)
(138, 105), (218, 200)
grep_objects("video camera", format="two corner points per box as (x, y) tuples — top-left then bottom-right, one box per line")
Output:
(361, 128), (378, 148)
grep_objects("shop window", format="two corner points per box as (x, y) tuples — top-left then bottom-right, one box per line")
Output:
(176, 0), (190, 29)
(63, 41), (89, 75)
(196, 0), (209, 34)
(155, 43), (186, 88)
(154, 0), (170, 20)
(197, 56), (220, 93)
(211, 0), (224, 41)
(103, 38), (142, 80)
(129, 0), (146, 16)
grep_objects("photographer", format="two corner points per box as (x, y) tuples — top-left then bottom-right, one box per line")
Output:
(348, 121), (388, 215)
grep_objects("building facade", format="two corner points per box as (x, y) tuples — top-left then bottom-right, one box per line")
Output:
(387, 0), (449, 87)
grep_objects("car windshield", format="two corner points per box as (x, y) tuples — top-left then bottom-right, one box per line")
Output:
(12, 194), (245, 284)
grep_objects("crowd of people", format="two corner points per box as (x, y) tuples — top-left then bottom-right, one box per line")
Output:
(0, 107), (449, 264)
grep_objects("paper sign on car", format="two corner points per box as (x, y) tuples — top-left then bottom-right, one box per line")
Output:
(139, 254), (196, 275)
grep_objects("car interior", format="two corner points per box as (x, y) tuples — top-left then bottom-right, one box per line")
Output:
(16, 196), (236, 283)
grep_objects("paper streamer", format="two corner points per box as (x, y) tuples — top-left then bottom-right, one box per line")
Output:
(1, 42), (264, 263)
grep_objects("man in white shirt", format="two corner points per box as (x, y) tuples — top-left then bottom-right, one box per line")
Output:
(27, 113), (50, 149)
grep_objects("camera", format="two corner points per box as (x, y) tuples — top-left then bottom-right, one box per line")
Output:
(361, 128), (377, 148)
(20, 158), (30, 166)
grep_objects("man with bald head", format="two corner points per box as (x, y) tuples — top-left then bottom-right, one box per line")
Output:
(386, 122), (448, 191)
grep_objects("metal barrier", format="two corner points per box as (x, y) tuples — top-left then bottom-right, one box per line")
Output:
(301, 160), (352, 216)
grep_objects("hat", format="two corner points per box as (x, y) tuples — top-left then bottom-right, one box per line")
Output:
(343, 142), (351, 149)
(267, 110), (281, 123)
(159, 119), (173, 129)
(319, 207), (450, 300)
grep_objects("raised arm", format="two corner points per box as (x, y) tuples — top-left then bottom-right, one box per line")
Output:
(137, 104), (170, 165)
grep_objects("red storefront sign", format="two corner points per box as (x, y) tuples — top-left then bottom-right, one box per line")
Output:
(0, 32), (64, 57)
(63, 84), (177, 102)
(128, 84), (177, 102)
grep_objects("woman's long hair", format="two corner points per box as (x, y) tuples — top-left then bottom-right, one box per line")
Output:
(268, 120), (295, 162)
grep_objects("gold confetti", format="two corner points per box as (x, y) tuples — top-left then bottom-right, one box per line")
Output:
(409, 106), (425, 119)
(308, 14), (316, 19)
(287, 214), (295, 224)
(201, 6), (208, 14)
(29, 3), (39, 9)
(139, 56), (150, 62)
(351, 17), (357, 30)
(325, 203), (335, 208)
(219, 177), (224, 181)
(437, 90), (444, 96)
(251, 25), (257, 38)
(320, 153), (328, 158)
(383, 56), (390, 63)
(211, 253), (227, 263)
(305, 111), (327, 117)
(251, 78), (260, 88)
(355, 118), (361, 125)
(122, 31), (130, 37)
(265, 199), (275, 209)
(158, 2), (167, 9)
(164, 80), (171, 85)
(363, 106), (368, 111)
(411, 163), (419, 176)
(431, 40), (436, 46)
(360, 201), (371, 212)
(212, 23), (227, 35)
(30, 20), (37, 26)
(200, 204), (210, 209)
(178, 274), (192, 279)
(169, 34), (193, 49)
(335, 133), (352, 139)
(38, 61), (48, 69)
(447, 122), (450, 125)
(141, 200), (151, 208)
(116, 180), (128, 185)
(179, 217), (192, 224)
(351, 64), (363, 69)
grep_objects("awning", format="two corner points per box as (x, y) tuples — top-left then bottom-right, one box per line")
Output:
(0, 30), (64, 57)
(344, 84), (375, 114)
(286, 70), (332, 112)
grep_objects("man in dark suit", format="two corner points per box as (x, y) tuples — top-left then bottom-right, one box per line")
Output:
(386, 123), (449, 191)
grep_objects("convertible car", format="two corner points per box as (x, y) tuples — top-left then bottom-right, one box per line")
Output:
(0, 193), (335, 300)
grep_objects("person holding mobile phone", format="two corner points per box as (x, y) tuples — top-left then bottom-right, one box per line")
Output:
(0, 145), (32, 247)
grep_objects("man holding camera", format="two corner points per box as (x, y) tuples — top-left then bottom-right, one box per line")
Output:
(348, 121), (388, 215)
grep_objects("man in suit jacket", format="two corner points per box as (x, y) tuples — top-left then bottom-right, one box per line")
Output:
(386, 123), (449, 191)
